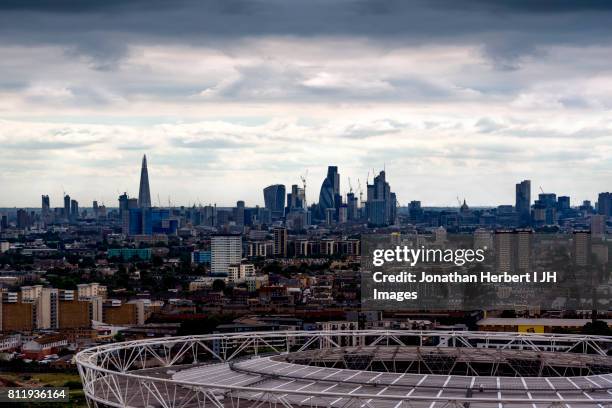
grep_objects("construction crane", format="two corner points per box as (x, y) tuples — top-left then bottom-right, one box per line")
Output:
(357, 178), (364, 206)
(348, 177), (353, 194)
(299, 169), (308, 207)
(456, 196), (462, 207)
(540, 186), (545, 194)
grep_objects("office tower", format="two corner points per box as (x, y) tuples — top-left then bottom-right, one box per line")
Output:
(211, 234), (242, 275)
(318, 178), (335, 217)
(128, 208), (176, 236)
(64, 194), (71, 219)
(580, 200), (594, 214)
(138, 155), (152, 208)
(93, 200), (99, 218)
(16, 209), (29, 229)
(203, 205), (217, 227)
(408, 201), (423, 224)
(515, 180), (531, 226)
(263, 184), (286, 220)
(287, 184), (305, 212)
(41, 195), (50, 221)
(533, 193), (557, 226)
(70, 199), (79, 220)
(327, 166), (340, 195)
(557, 196), (570, 211)
(366, 170), (396, 226)
(1, 215), (7, 230)
(123, 198), (138, 234)
(118, 193), (129, 216)
(597, 192), (612, 216)
(235, 201), (245, 227)
(317, 166), (341, 221)
(273, 227), (288, 257)
(346, 192), (358, 221)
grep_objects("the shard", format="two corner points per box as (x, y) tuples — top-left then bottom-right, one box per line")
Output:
(138, 155), (152, 208)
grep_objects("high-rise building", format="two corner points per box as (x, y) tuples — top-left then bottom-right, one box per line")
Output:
(346, 192), (358, 221)
(557, 196), (570, 211)
(128, 208), (177, 236)
(63, 194), (71, 219)
(327, 166), (340, 195)
(408, 201), (423, 224)
(211, 234), (242, 275)
(263, 184), (286, 220)
(287, 184), (305, 212)
(273, 227), (288, 257)
(534, 193), (557, 225)
(366, 170), (396, 226)
(318, 166), (340, 221)
(16, 209), (29, 229)
(41, 195), (50, 221)
(235, 201), (245, 227)
(573, 230), (591, 267)
(70, 199), (79, 220)
(515, 180), (531, 226)
(597, 192), (612, 217)
(138, 155), (152, 208)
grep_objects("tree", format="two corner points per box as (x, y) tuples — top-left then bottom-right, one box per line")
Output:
(212, 279), (226, 292)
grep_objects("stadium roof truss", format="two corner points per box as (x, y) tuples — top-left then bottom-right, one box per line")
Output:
(76, 330), (612, 408)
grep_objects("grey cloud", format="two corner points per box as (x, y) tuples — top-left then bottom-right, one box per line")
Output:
(3, 139), (102, 150)
(1, 1), (612, 70)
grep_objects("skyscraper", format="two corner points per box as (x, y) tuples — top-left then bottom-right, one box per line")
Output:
(366, 170), (396, 226)
(597, 192), (612, 216)
(138, 155), (152, 208)
(41, 195), (50, 223)
(263, 184), (286, 220)
(327, 166), (340, 195)
(70, 199), (79, 220)
(235, 200), (245, 227)
(318, 166), (340, 220)
(515, 180), (531, 226)
(41, 195), (50, 214)
(63, 194), (71, 220)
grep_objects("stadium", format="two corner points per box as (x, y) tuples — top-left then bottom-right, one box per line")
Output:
(76, 330), (612, 408)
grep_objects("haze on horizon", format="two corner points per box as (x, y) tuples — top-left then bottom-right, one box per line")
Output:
(1, 1), (612, 208)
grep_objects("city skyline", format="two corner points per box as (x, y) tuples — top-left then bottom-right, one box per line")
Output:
(2, 2), (612, 206)
(1, 155), (611, 209)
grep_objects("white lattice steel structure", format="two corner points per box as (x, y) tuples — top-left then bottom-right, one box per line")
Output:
(76, 330), (612, 408)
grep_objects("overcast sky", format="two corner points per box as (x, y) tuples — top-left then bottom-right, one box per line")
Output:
(2, 0), (612, 208)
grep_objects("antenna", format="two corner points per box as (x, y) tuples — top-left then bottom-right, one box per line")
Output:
(157, 194), (161, 207)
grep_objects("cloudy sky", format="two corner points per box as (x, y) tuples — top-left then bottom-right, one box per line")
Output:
(2, 0), (612, 208)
